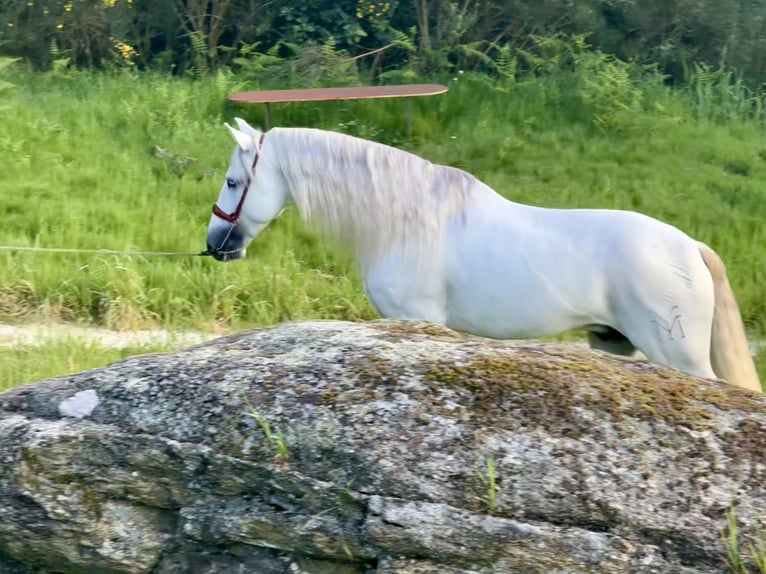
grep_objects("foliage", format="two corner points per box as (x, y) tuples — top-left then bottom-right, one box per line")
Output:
(270, 0), (368, 48)
(0, 0), (138, 69)
(0, 57), (765, 343)
(0, 55), (18, 104)
(281, 37), (362, 88)
(4, 0), (766, 88)
(459, 34), (677, 133)
(686, 62), (766, 124)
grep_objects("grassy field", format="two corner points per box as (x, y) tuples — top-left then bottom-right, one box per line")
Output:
(0, 339), (175, 393)
(1, 54), (765, 388)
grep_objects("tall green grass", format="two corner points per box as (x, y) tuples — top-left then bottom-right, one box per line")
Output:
(0, 339), (173, 392)
(0, 51), (765, 386)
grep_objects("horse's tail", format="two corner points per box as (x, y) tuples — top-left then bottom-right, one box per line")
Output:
(697, 242), (762, 393)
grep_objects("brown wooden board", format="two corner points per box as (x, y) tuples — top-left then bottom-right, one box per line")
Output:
(227, 83), (448, 104)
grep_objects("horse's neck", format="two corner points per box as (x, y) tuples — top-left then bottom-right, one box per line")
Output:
(271, 127), (360, 194)
(270, 126), (429, 215)
(468, 180), (530, 217)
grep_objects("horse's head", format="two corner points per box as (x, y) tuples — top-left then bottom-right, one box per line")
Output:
(205, 117), (289, 261)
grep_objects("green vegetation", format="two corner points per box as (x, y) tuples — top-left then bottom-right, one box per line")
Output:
(0, 33), (765, 388)
(0, 338), (172, 392)
(2, 5), (764, 571)
(723, 505), (766, 574)
(243, 395), (290, 462)
(476, 455), (498, 513)
(1, 43), (765, 329)
(0, 63), (376, 332)
(5, 0), (766, 89)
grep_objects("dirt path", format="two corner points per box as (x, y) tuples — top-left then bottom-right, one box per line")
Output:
(0, 322), (217, 349)
(0, 321), (762, 357)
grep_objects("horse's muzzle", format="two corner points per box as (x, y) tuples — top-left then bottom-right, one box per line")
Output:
(205, 244), (245, 262)
(206, 225), (247, 262)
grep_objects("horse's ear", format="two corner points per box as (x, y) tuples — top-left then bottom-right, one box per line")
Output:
(234, 117), (261, 137)
(224, 122), (255, 151)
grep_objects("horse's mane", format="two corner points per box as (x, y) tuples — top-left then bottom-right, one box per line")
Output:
(266, 127), (477, 262)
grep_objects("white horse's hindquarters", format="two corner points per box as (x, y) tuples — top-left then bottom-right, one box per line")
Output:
(443, 197), (716, 382)
(601, 229), (717, 379)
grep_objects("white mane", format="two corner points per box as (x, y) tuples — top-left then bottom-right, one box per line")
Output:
(265, 127), (478, 262)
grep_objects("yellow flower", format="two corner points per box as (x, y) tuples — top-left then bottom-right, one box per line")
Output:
(113, 39), (138, 60)
(56, 23), (63, 30)
(64, 3), (72, 12)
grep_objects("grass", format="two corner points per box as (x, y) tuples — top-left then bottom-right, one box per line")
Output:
(476, 455), (498, 512)
(0, 52), (765, 388)
(0, 68), (377, 333)
(0, 338), (173, 392)
(243, 394), (290, 463)
(723, 505), (766, 574)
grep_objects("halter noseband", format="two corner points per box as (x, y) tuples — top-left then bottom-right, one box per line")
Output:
(212, 133), (266, 224)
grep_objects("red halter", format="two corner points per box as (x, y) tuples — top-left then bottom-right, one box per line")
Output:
(212, 133), (266, 224)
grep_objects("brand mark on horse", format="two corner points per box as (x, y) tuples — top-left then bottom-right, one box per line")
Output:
(650, 305), (686, 341)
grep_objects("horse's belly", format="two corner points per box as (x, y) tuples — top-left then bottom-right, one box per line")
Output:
(441, 216), (611, 339)
(443, 254), (606, 339)
(444, 281), (593, 339)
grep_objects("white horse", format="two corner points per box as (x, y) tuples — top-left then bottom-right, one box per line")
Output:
(206, 117), (762, 394)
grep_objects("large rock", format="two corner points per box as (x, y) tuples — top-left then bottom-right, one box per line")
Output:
(0, 319), (764, 574)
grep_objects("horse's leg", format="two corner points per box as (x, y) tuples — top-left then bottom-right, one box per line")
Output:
(586, 326), (637, 357)
(620, 311), (718, 382)
(610, 253), (720, 382)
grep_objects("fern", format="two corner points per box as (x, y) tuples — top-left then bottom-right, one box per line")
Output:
(0, 57), (19, 103)
(232, 42), (284, 72)
(492, 43), (518, 87)
(321, 36), (338, 61)
(390, 28), (416, 55)
(687, 61), (766, 123)
(454, 41), (517, 90)
(189, 32), (208, 77)
(456, 41), (495, 68)
(214, 68), (230, 93)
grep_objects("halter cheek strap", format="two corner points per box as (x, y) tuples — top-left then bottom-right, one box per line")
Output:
(212, 133), (266, 224)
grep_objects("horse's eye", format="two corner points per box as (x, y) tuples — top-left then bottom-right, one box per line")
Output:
(226, 178), (237, 189)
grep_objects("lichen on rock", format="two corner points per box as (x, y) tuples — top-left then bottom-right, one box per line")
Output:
(0, 319), (764, 574)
